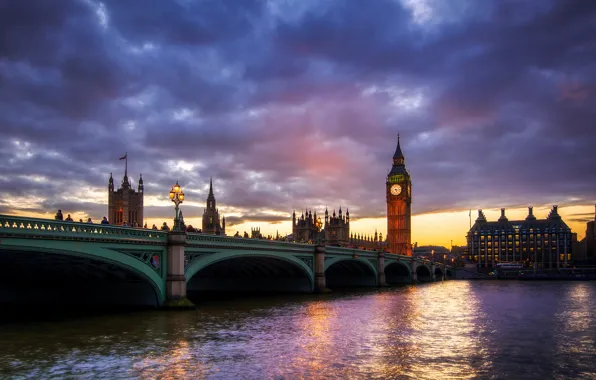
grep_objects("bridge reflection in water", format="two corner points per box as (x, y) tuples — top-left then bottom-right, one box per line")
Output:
(0, 215), (454, 307)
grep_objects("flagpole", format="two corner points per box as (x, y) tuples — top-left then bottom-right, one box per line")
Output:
(125, 152), (128, 177)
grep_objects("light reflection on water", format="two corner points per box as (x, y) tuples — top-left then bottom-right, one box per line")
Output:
(1, 282), (596, 379)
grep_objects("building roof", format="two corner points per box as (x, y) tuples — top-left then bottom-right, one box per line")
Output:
(469, 206), (571, 234)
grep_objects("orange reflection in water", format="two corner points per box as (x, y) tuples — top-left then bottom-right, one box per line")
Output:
(291, 300), (336, 377)
(399, 282), (488, 380)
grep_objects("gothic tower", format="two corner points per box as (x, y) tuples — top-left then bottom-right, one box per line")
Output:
(386, 134), (412, 255)
(108, 170), (144, 227)
(202, 178), (226, 235)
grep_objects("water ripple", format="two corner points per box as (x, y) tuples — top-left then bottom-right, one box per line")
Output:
(1, 282), (596, 379)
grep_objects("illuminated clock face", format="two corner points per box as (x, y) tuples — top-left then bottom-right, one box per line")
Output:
(390, 184), (402, 195)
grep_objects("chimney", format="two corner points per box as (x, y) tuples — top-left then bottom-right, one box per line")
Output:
(526, 206), (536, 221)
(498, 208), (508, 222)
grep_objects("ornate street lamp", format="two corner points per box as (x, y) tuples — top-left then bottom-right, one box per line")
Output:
(169, 181), (185, 231)
(315, 217), (323, 245)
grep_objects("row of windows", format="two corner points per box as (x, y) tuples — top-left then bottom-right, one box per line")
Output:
(479, 241), (570, 246)
(472, 247), (569, 253)
(475, 234), (570, 240)
(474, 229), (569, 235)
(473, 254), (572, 261)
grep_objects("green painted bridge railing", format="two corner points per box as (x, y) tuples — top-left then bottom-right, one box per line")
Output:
(0, 214), (168, 243)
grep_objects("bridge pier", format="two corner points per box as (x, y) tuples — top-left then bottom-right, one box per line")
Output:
(314, 245), (330, 293)
(410, 261), (418, 283)
(377, 251), (387, 287)
(165, 232), (194, 308)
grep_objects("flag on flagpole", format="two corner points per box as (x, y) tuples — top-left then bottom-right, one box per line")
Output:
(119, 153), (127, 160)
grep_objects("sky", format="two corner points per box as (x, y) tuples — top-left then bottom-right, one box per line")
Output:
(0, 0), (595, 247)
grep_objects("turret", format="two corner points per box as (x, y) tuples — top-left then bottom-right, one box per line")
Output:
(346, 208), (349, 223)
(206, 177), (216, 209)
(138, 174), (144, 193)
(108, 173), (114, 191)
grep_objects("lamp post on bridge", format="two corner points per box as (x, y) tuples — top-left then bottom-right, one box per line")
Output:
(169, 181), (185, 231)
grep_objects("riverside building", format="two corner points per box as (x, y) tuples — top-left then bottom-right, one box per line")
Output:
(467, 206), (573, 269)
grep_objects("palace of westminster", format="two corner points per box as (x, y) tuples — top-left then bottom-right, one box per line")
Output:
(106, 135), (413, 255)
(106, 136), (595, 263)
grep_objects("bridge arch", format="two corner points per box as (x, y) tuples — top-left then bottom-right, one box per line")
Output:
(324, 257), (378, 288)
(416, 264), (432, 282)
(384, 261), (412, 284)
(434, 267), (444, 280)
(0, 243), (165, 307)
(185, 251), (314, 294)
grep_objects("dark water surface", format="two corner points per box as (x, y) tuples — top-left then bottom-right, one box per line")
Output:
(1, 281), (595, 379)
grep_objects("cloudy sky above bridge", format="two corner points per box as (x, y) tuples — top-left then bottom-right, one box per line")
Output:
(1, 0), (595, 244)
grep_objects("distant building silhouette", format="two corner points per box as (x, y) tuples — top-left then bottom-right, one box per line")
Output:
(202, 178), (226, 235)
(108, 170), (143, 227)
(467, 206), (574, 268)
(578, 205), (596, 264)
(251, 227), (262, 239)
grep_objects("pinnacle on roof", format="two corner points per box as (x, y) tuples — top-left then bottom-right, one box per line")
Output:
(393, 133), (404, 160)
(209, 177), (214, 197)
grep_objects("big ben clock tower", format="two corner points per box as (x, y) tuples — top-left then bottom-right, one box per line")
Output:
(386, 134), (412, 256)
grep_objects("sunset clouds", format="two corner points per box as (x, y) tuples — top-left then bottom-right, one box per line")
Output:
(0, 0), (594, 241)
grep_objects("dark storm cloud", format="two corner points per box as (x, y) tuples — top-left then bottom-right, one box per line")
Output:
(0, 0), (595, 230)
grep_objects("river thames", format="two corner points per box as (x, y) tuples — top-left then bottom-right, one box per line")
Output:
(1, 281), (595, 379)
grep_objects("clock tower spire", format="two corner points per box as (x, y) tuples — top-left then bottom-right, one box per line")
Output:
(386, 133), (412, 256)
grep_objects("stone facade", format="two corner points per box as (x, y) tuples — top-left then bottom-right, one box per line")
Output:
(202, 178), (226, 235)
(292, 210), (321, 243)
(108, 172), (143, 226)
(324, 207), (349, 245)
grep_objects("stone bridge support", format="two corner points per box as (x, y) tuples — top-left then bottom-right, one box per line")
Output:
(165, 232), (193, 308)
(377, 251), (387, 287)
(314, 244), (329, 292)
(410, 260), (418, 282)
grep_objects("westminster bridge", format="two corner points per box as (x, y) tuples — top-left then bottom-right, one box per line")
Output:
(0, 215), (453, 307)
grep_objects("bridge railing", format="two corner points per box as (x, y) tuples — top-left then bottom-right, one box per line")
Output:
(0, 215), (168, 242)
(185, 232), (316, 253)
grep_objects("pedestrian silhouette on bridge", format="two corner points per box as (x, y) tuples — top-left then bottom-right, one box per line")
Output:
(55, 210), (63, 220)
